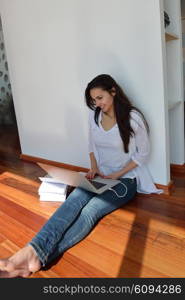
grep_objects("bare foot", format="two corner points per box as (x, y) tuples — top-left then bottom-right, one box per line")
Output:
(0, 245), (41, 278)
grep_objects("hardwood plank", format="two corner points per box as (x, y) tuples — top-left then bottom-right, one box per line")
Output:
(0, 234), (6, 244)
(54, 252), (109, 278)
(87, 221), (157, 256)
(49, 255), (99, 278)
(30, 270), (59, 278)
(0, 240), (20, 254)
(121, 234), (185, 278)
(0, 210), (37, 247)
(101, 209), (185, 240)
(0, 181), (60, 219)
(64, 239), (123, 277)
(97, 214), (185, 277)
(0, 171), (42, 187)
(118, 257), (170, 278)
(100, 212), (158, 242)
(0, 195), (47, 232)
(0, 175), (39, 196)
(124, 207), (185, 238)
(0, 244), (13, 258)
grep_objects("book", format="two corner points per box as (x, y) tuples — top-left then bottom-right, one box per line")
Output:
(38, 175), (68, 202)
(39, 174), (64, 184)
(39, 192), (66, 202)
(38, 181), (67, 194)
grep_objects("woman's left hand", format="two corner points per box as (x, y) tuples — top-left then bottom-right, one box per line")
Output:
(103, 171), (122, 180)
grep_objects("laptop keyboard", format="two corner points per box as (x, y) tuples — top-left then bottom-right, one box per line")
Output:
(88, 180), (106, 189)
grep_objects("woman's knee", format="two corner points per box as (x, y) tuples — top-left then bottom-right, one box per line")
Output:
(80, 202), (100, 225)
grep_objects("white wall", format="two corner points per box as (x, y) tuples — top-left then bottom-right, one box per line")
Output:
(0, 0), (170, 185)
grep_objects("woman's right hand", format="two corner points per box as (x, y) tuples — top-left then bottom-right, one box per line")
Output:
(86, 168), (104, 179)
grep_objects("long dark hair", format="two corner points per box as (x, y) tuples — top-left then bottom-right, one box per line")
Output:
(85, 74), (149, 153)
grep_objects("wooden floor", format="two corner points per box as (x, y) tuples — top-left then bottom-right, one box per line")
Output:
(0, 125), (185, 278)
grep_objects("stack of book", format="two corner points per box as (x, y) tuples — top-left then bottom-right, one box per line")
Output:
(38, 175), (68, 202)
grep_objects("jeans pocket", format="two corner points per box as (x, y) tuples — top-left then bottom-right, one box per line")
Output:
(122, 178), (136, 184)
(130, 178), (137, 184)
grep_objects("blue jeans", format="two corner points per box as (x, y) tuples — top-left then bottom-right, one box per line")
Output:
(29, 177), (137, 266)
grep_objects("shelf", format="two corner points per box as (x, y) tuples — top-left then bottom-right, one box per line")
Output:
(165, 32), (179, 42)
(168, 101), (182, 110)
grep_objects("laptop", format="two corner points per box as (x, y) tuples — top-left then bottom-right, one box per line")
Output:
(37, 163), (120, 194)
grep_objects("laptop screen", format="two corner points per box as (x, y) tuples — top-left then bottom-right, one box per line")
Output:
(88, 179), (106, 189)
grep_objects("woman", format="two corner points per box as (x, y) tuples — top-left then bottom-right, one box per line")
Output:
(0, 74), (162, 277)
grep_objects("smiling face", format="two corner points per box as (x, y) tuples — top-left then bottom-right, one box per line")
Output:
(90, 87), (115, 115)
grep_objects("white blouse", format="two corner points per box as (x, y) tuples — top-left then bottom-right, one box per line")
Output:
(88, 109), (163, 194)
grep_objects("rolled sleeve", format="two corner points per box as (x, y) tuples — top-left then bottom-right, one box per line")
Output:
(131, 112), (150, 166)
